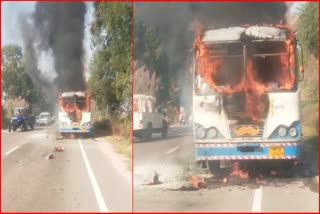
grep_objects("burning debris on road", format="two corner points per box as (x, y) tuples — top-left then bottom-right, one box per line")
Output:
(190, 175), (206, 190)
(54, 145), (64, 152)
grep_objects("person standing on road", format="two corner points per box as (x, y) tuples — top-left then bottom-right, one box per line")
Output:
(179, 106), (185, 126)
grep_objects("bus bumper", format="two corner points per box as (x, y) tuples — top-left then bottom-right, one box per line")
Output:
(195, 141), (302, 160)
(59, 127), (91, 133)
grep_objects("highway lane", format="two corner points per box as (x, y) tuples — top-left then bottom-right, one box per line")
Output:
(133, 125), (319, 212)
(1, 127), (132, 212)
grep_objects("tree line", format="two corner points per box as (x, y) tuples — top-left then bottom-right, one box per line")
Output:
(2, 2), (132, 122)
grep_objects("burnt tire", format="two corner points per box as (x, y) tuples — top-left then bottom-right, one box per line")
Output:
(146, 123), (152, 139)
(161, 121), (168, 139)
(208, 160), (222, 175)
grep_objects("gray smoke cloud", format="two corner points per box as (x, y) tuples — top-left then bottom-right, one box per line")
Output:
(21, 2), (87, 98)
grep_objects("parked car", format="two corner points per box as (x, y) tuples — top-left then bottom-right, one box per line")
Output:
(36, 112), (53, 126)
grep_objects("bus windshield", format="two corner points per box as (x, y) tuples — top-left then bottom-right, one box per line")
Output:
(247, 40), (297, 92)
(194, 40), (297, 95)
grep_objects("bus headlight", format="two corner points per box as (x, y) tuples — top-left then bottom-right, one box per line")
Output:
(196, 126), (206, 139)
(207, 127), (217, 138)
(289, 127), (297, 137)
(278, 127), (287, 137)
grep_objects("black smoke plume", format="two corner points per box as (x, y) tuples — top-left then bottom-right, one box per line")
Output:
(21, 2), (87, 96)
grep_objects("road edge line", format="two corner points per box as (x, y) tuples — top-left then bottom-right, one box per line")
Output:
(165, 146), (180, 155)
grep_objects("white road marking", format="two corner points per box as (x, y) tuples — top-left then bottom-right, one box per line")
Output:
(78, 139), (109, 212)
(5, 146), (20, 155)
(251, 186), (263, 212)
(165, 146), (180, 155)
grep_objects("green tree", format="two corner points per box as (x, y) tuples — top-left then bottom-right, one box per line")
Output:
(89, 2), (132, 116)
(134, 22), (161, 69)
(297, 2), (318, 58)
(134, 21), (170, 104)
(2, 44), (48, 114)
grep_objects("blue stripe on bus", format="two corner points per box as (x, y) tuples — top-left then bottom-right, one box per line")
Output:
(59, 128), (91, 133)
(195, 144), (301, 158)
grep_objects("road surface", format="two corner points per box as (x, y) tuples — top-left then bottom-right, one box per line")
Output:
(2, 126), (132, 212)
(134, 125), (319, 212)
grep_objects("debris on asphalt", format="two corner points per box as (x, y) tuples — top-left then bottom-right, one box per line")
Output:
(153, 170), (160, 184)
(270, 170), (277, 175)
(223, 177), (228, 183)
(47, 154), (55, 159)
(54, 145), (64, 152)
(56, 136), (63, 140)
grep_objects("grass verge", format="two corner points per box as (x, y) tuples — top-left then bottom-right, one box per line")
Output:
(105, 136), (132, 171)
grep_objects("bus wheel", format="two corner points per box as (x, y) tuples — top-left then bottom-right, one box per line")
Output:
(208, 160), (223, 176)
(161, 121), (168, 139)
(146, 123), (152, 139)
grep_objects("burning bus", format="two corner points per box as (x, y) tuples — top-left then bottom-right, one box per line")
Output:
(191, 25), (304, 166)
(58, 91), (91, 134)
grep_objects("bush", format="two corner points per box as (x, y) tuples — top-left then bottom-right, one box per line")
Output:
(302, 103), (318, 136)
(110, 118), (131, 138)
(2, 108), (10, 129)
(92, 119), (112, 135)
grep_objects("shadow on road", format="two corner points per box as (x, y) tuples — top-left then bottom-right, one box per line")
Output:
(134, 125), (192, 143)
(163, 136), (319, 193)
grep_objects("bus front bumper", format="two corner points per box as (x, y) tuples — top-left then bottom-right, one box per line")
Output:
(195, 141), (302, 160)
(59, 127), (91, 133)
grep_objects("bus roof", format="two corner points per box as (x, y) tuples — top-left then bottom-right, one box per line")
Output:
(61, 91), (86, 98)
(202, 26), (288, 43)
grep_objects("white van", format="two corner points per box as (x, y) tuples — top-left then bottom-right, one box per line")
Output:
(36, 112), (52, 126)
(133, 94), (168, 139)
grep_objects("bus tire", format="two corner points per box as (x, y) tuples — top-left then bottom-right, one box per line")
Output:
(161, 121), (168, 139)
(146, 123), (152, 139)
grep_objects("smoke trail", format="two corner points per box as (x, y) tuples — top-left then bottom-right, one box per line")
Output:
(21, 2), (87, 95)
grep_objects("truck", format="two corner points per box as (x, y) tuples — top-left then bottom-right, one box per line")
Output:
(133, 94), (168, 139)
(191, 25), (304, 169)
(58, 91), (91, 135)
(8, 107), (36, 132)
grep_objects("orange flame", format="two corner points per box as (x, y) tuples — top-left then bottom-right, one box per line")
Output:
(229, 162), (249, 179)
(194, 25), (296, 121)
(190, 176), (205, 189)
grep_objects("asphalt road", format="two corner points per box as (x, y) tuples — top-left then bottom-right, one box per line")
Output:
(133, 125), (319, 212)
(1, 126), (132, 212)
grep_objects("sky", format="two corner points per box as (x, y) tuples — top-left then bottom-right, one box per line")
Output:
(1, 1), (95, 76)
(1, 1), (302, 75)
